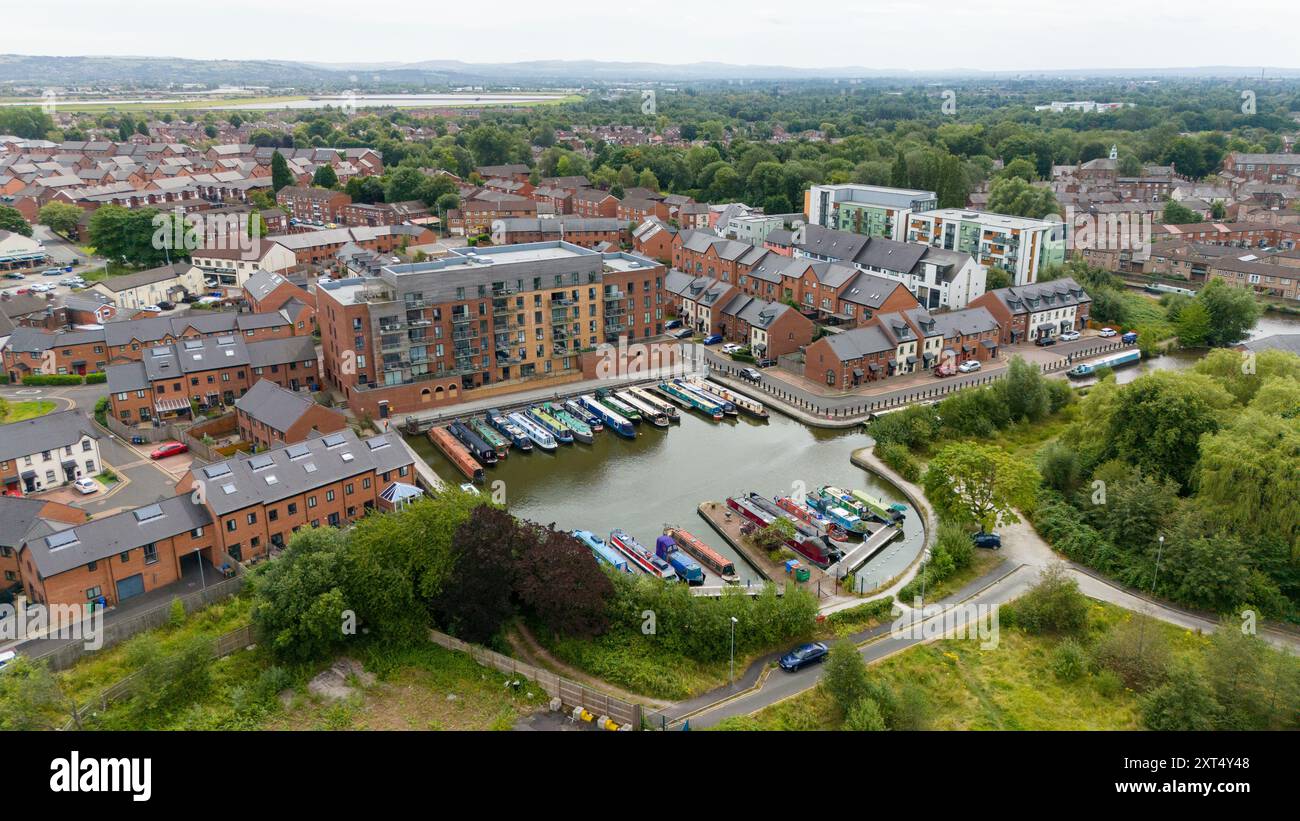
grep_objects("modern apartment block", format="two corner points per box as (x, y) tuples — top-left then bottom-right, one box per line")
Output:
(316, 241), (666, 419)
(905, 209), (1065, 286)
(805, 184), (939, 241)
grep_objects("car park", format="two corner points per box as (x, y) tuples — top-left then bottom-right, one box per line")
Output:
(972, 531), (1002, 549)
(73, 477), (99, 495)
(1059, 330), (1080, 342)
(779, 641), (829, 672)
(1098, 327), (1117, 338)
(958, 360), (981, 373)
(150, 441), (188, 459)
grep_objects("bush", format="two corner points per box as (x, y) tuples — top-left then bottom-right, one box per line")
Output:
(1093, 617), (1171, 692)
(1093, 668), (1124, 698)
(1051, 639), (1089, 682)
(21, 374), (84, 386)
(876, 442), (922, 483)
(84, 371), (107, 384)
(1141, 664), (1220, 730)
(167, 598), (187, 629)
(1007, 564), (1089, 635)
(822, 639), (872, 715)
(93, 395), (110, 426)
(843, 697), (886, 731)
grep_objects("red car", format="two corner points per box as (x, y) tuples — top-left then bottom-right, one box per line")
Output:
(150, 441), (188, 459)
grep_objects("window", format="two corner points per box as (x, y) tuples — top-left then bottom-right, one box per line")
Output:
(287, 503), (298, 515)
(307, 496), (317, 508)
(86, 586), (102, 600)
(246, 512), (257, 525)
(120, 551), (131, 563)
(325, 490), (335, 502)
(88, 561), (97, 571)
(143, 544), (158, 564)
(268, 508), (279, 522)
(226, 519), (237, 532)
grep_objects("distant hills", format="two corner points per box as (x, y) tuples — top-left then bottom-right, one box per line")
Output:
(2, 54), (1298, 89)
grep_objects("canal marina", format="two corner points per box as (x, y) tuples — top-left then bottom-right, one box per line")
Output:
(405, 398), (926, 592)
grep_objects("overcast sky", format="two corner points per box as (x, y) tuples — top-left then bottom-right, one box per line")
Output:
(8, 0), (1300, 72)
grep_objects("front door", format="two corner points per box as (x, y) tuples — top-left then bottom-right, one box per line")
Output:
(115, 574), (145, 602)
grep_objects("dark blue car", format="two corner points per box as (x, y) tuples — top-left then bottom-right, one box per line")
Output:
(702, 333), (723, 345)
(779, 641), (829, 672)
(972, 531), (1002, 549)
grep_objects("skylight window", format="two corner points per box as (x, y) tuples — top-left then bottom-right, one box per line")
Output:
(303, 462), (317, 473)
(204, 464), (232, 479)
(47, 530), (79, 549)
(133, 504), (164, 523)
(286, 444), (310, 460)
(222, 483), (237, 494)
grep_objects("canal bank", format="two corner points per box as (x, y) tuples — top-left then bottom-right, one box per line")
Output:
(404, 406), (927, 592)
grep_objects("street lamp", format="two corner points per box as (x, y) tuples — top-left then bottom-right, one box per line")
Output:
(729, 616), (738, 686)
(1138, 534), (1165, 656)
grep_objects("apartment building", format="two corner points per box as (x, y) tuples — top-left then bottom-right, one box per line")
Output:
(0, 410), (103, 496)
(571, 189), (619, 219)
(316, 241), (666, 418)
(1221, 152), (1300, 184)
(235, 378), (348, 451)
(496, 217), (624, 248)
(805, 184), (938, 241)
(266, 225), (436, 266)
(242, 269), (316, 331)
(905, 209), (1064, 287)
(969, 277), (1092, 345)
(276, 185), (351, 224)
(191, 241), (297, 289)
(105, 334), (318, 425)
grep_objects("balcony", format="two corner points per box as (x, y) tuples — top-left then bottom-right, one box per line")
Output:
(451, 312), (473, 325)
(603, 289), (627, 302)
(380, 337), (404, 351)
(402, 298), (428, 308)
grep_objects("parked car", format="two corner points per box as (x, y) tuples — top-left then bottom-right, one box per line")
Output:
(672, 328), (693, 340)
(740, 367), (763, 382)
(1059, 330), (1081, 342)
(972, 531), (1002, 549)
(1122, 331), (1139, 344)
(2, 272), (23, 280)
(721, 342), (742, 354)
(157, 300), (175, 310)
(1034, 335), (1057, 347)
(1098, 327), (1117, 338)
(73, 477), (99, 495)
(41, 268), (62, 277)
(150, 441), (188, 459)
(140, 305), (162, 313)
(755, 358), (777, 368)
(779, 641), (829, 672)
(665, 319), (682, 330)
(702, 333), (723, 345)
(958, 360), (982, 373)
(180, 294), (200, 304)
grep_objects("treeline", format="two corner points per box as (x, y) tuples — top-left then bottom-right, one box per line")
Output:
(1035, 349), (1300, 618)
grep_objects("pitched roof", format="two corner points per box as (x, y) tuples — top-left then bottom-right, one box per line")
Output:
(0, 409), (100, 463)
(234, 378), (322, 433)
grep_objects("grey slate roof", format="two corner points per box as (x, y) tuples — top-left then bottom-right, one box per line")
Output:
(91, 262), (198, 293)
(0, 497), (75, 550)
(986, 277), (1091, 315)
(194, 428), (410, 516)
(820, 325), (896, 359)
(24, 494), (211, 578)
(0, 409), (100, 463)
(234, 379), (318, 433)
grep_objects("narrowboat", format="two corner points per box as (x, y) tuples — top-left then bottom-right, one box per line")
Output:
(485, 408), (533, 452)
(563, 398), (604, 432)
(1067, 348), (1141, 378)
(609, 529), (679, 581)
(594, 388), (642, 423)
(469, 417), (511, 459)
(572, 530), (632, 574)
(655, 381), (724, 420)
(725, 496), (842, 568)
(626, 386), (680, 423)
(543, 402), (594, 444)
(848, 488), (908, 523)
(665, 526), (739, 584)
(508, 412), (558, 451)
(774, 495), (851, 541)
(654, 534), (705, 585)
(526, 405), (575, 444)
(577, 394), (636, 438)
(746, 492), (848, 544)
(615, 390), (670, 428)
(427, 426), (485, 483)
(449, 420), (499, 465)
(675, 379), (737, 416)
(686, 376), (766, 419)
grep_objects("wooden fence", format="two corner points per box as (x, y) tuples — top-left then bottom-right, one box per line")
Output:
(428, 629), (642, 730)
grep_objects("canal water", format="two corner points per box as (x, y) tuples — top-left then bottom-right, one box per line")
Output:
(406, 408), (926, 590)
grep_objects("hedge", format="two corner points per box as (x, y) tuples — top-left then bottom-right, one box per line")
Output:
(21, 374), (86, 386)
(84, 371), (107, 384)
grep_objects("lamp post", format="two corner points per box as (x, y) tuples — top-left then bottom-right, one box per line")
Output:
(1138, 534), (1165, 655)
(729, 616), (738, 686)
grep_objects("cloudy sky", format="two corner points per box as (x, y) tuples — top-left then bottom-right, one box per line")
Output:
(8, 0), (1299, 71)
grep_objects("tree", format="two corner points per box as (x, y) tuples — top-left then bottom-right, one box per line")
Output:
(751, 517), (795, 552)
(37, 202), (83, 236)
(1141, 663), (1220, 730)
(1174, 298), (1211, 347)
(0, 205), (32, 237)
(270, 151), (294, 192)
(993, 356), (1051, 423)
(250, 527), (352, 662)
(312, 164), (339, 189)
(1195, 411), (1300, 559)
(0, 656), (66, 730)
(514, 526), (613, 638)
(1196, 278), (1261, 348)
(384, 167), (430, 205)
(126, 635), (213, 722)
(1161, 199), (1201, 225)
(985, 266), (1013, 290)
(1193, 347), (1300, 405)
(986, 176), (1059, 219)
(435, 505), (522, 643)
(1104, 371), (1231, 491)
(1010, 563), (1090, 634)
(822, 639), (872, 715)
(923, 442), (1040, 530)
(843, 697), (887, 731)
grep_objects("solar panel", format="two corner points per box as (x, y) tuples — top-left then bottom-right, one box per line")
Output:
(132, 504), (164, 523)
(46, 530), (79, 549)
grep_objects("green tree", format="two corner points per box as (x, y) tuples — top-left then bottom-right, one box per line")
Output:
(1141, 664), (1220, 730)
(250, 527), (353, 662)
(270, 151), (294, 192)
(0, 656), (66, 730)
(843, 697), (887, 731)
(312, 164), (339, 189)
(0, 205), (32, 237)
(1196, 278), (1261, 348)
(822, 639), (872, 715)
(1161, 199), (1201, 224)
(1196, 411), (1300, 559)
(1103, 371), (1232, 491)
(1174, 298), (1211, 346)
(37, 201), (83, 236)
(986, 176), (1059, 219)
(923, 442), (1040, 530)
